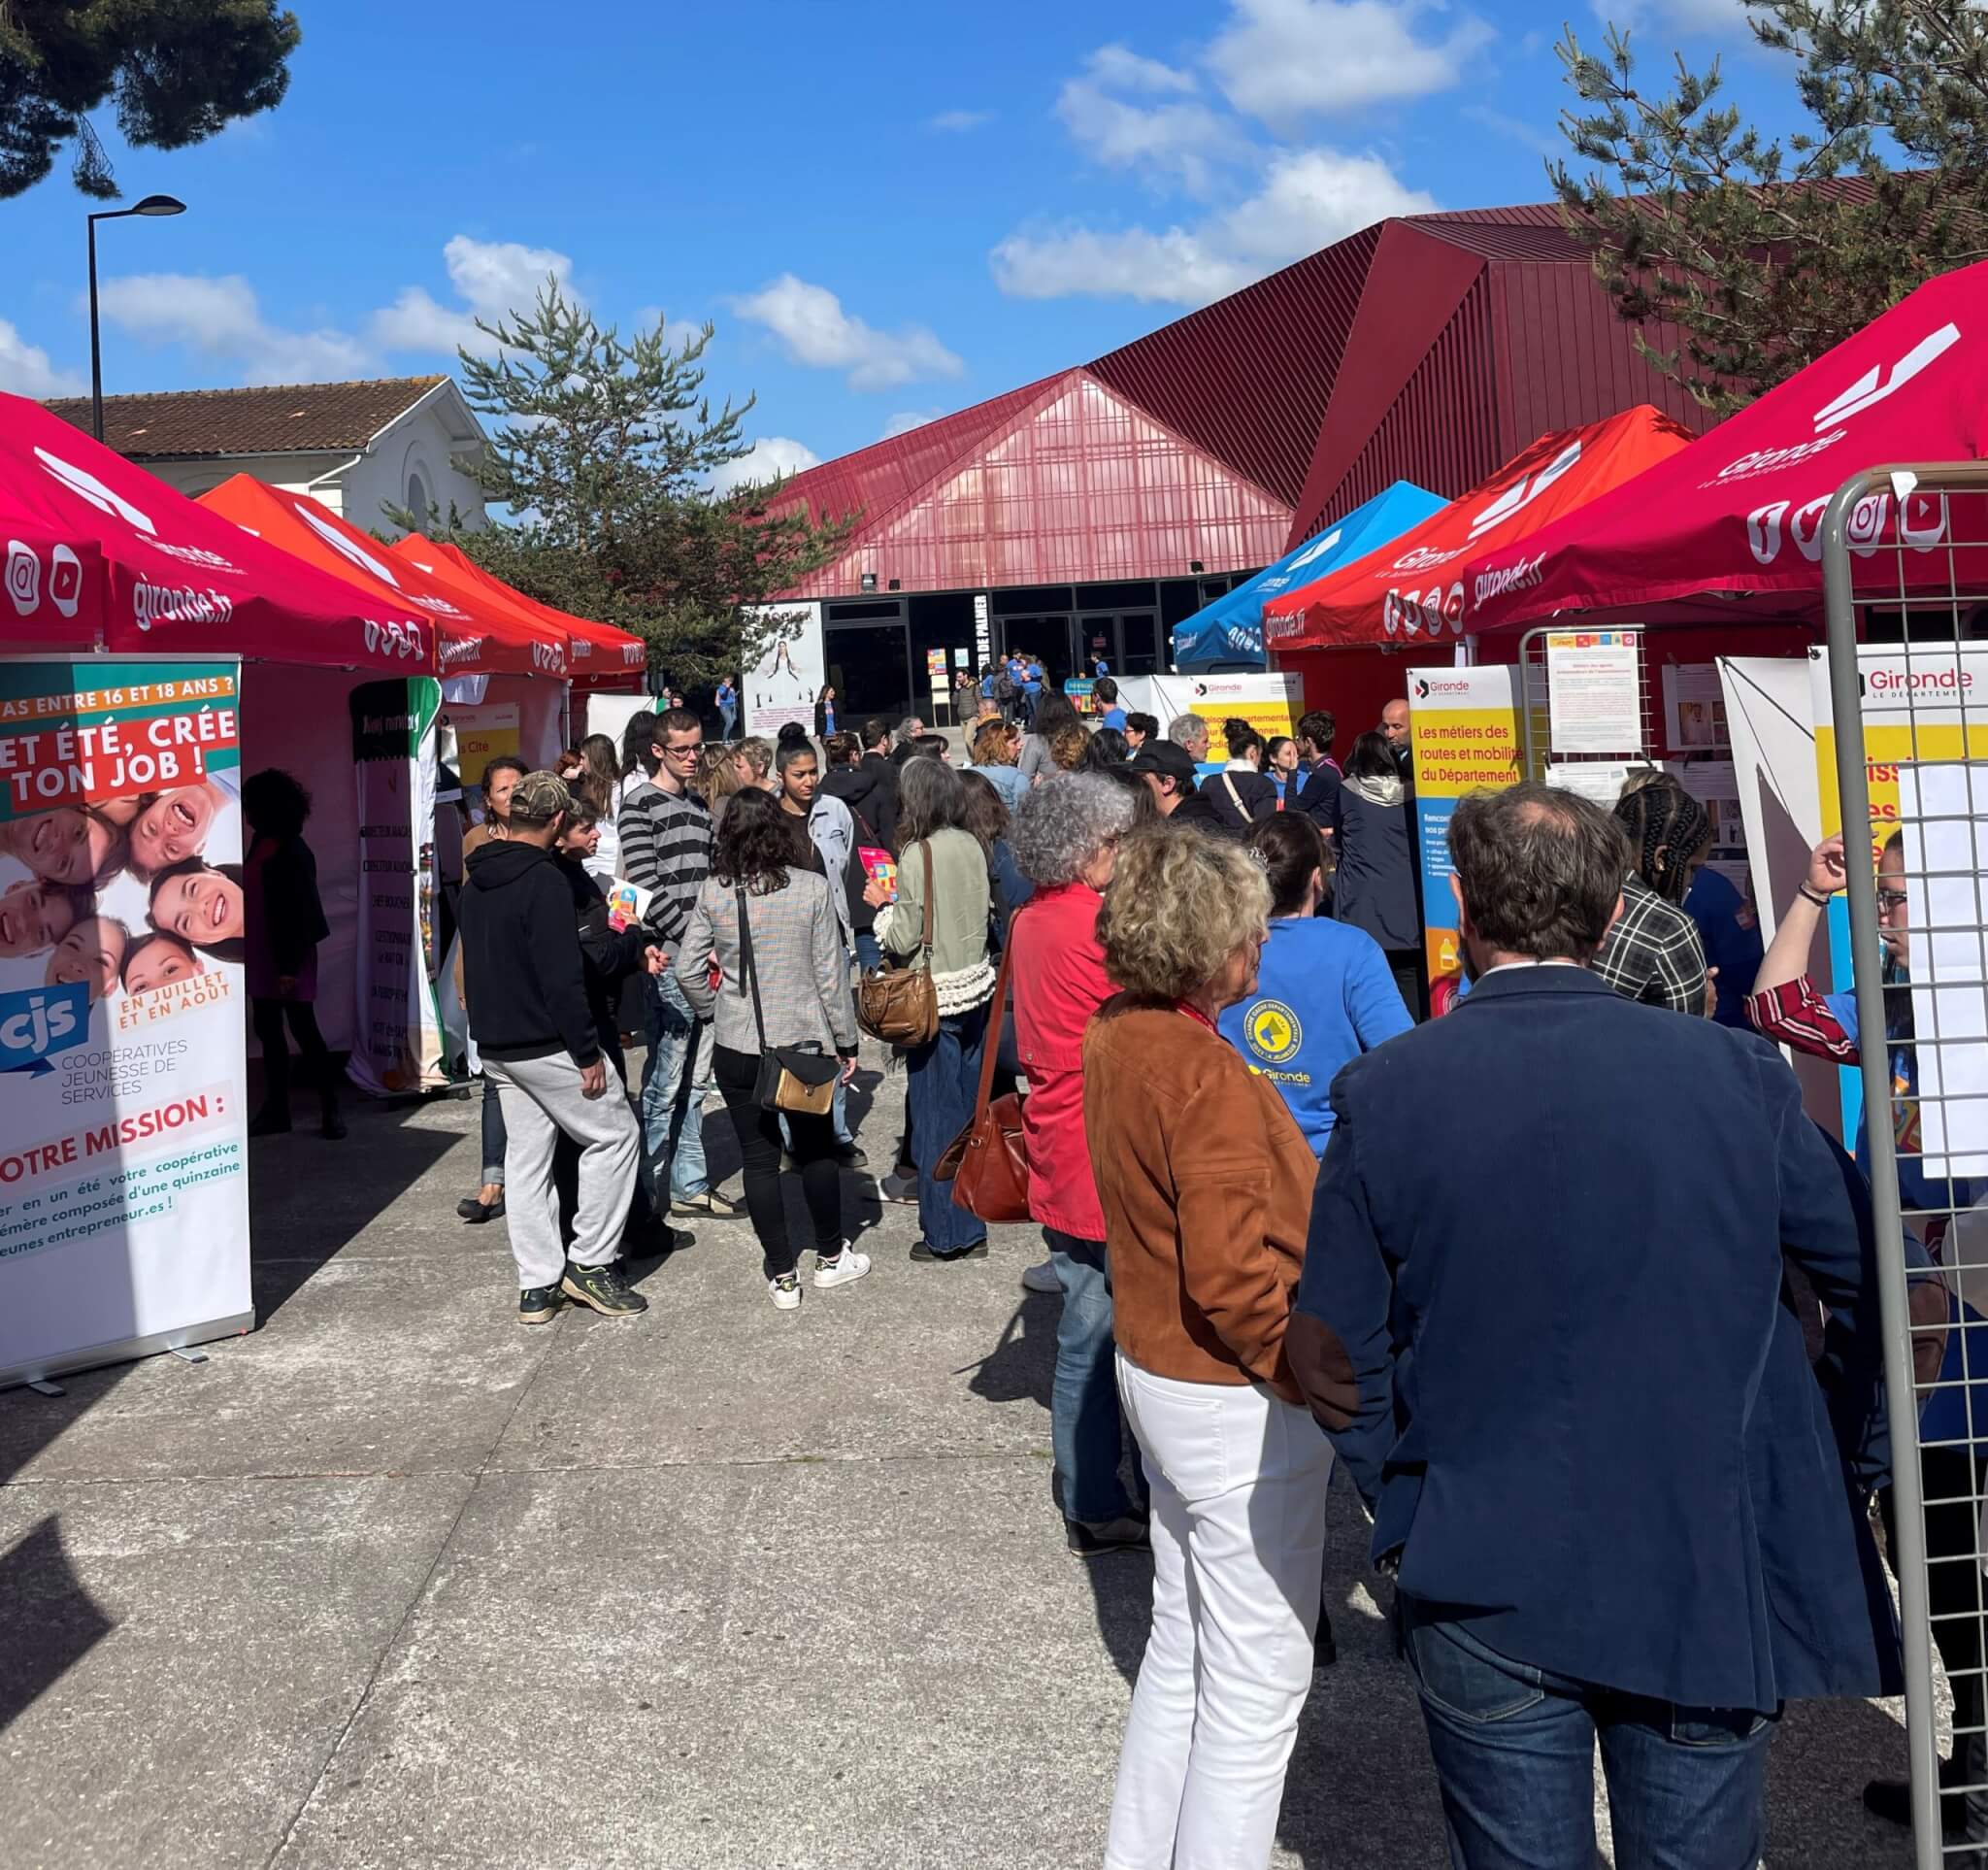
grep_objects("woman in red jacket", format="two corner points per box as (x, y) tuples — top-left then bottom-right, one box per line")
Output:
(1008, 772), (1144, 1555)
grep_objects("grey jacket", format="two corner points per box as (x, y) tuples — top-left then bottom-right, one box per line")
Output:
(678, 870), (858, 1057)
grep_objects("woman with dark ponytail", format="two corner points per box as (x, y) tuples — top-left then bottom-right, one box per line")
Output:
(1590, 775), (1715, 1017)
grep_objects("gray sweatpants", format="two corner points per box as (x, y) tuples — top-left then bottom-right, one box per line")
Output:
(482, 1051), (641, 1289)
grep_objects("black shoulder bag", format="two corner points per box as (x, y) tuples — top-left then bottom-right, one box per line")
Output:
(737, 886), (842, 1117)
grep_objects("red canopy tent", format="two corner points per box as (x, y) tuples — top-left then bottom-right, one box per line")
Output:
(388, 537), (646, 692)
(197, 476), (567, 680)
(1263, 407), (1697, 651)
(0, 392), (440, 676)
(1460, 262), (1988, 633)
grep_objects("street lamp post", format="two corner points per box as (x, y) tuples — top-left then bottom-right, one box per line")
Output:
(87, 194), (187, 443)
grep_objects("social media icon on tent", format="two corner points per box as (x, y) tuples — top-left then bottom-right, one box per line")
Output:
(5, 541), (40, 615)
(1745, 502), (1788, 566)
(1845, 493), (1890, 557)
(49, 544), (81, 618)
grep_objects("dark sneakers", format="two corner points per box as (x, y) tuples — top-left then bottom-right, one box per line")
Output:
(1066, 1515), (1150, 1556)
(909, 1239), (988, 1264)
(560, 1261), (649, 1318)
(518, 1285), (562, 1325)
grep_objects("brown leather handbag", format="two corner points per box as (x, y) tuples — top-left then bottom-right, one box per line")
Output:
(855, 840), (939, 1047)
(933, 928), (1030, 1224)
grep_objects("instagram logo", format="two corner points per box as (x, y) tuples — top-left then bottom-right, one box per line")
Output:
(5, 541), (40, 616)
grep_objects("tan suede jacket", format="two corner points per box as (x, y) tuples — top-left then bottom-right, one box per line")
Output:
(1082, 999), (1334, 1402)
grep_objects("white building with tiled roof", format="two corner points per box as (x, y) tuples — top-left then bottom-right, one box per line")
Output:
(44, 375), (487, 534)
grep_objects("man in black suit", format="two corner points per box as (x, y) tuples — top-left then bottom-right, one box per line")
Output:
(1289, 781), (1895, 1868)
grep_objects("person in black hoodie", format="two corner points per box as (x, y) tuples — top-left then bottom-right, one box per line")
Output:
(461, 771), (647, 1324)
(855, 718), (900, 845)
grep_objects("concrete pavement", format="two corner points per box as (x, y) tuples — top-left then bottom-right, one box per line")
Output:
(0, 1061), (1919, 1867)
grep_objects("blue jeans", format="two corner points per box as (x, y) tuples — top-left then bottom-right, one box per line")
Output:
(641, 969), (714, 1204)
(1044, 1229), (1143, 1524)
(1399, 1594), (1774, 1870)
(906, 1003), (987, 1254)
(718, 706), (736, 739)
(853, 930), (882, 973)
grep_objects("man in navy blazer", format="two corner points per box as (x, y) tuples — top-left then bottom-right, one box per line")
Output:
(1289, 781), (1898, 1869)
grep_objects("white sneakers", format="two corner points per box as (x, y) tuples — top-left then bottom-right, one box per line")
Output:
(813, 1248), (872, 1290)
(768, 1248), (873, 1309)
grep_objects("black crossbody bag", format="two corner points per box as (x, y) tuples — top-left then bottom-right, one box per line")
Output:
(737, 886), (842, 1117)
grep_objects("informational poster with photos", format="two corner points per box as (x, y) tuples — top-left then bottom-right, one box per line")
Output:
(0, 658), (252, 1386)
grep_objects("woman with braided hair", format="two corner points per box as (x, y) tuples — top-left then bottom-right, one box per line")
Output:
(1590, 775), (1715, 1017)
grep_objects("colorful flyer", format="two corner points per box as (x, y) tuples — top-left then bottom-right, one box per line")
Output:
(0, 657), (253, 1386)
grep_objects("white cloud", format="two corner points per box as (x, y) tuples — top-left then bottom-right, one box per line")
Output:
(708, 436), (820, 495)
(991, 146), (1436, 306)
(96, 273), (370, 385)
(928, 108), (995, 131)
(1462, 104), (1560, 158)
(1058, 47), (1244, 195)
(731, 274), (963, 391)
(0, 319), (83, 397)
(372, 233), (573, 357)
(882, 409), (944, 438)
(1205, 0), (1493, 125)
(1599, 0), (1766, 36)
(1085, 44), (1200, 93)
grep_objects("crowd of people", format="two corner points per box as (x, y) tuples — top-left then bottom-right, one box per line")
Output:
(230, 671), (1964, 1868)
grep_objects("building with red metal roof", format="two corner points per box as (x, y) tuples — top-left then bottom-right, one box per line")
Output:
(761, 200), (1715, 724)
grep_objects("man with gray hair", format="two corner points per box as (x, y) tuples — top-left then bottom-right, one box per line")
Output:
(461, 771), (647, 1324)
(1167, 713), (1209, 765)
(1287, 780), (1892, 1864)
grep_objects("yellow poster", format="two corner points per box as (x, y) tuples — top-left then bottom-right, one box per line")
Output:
(446, 702), (521, 789)
(1408, 665), (1523, 982)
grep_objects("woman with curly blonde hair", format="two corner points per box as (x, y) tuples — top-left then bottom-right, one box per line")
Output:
(1084, 825), (1342, 1870)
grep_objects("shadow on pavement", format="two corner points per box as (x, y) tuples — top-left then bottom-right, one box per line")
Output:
(0, 1515), (114, 1738)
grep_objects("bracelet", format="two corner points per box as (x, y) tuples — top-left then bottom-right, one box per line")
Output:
(1797, 884), (1833, 908)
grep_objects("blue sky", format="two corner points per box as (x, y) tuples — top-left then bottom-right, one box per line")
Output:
(2, 0), (1796, 487)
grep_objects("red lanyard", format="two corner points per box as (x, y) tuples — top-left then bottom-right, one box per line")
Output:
(1174, 999), (1218, 1035)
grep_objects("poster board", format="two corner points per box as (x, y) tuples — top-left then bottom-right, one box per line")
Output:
(1811, 644), (1988, 1145)
(1408, 664), (1523, 984)
(744, 600), (823, 736)
(1545, 629), (1642, 755)
(446, 701), (519, 789)
(0, 657), (253, 1387)
(1116, 672), (1303, 763)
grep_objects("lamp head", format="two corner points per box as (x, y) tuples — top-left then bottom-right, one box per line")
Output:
(131, 194), (186, 217)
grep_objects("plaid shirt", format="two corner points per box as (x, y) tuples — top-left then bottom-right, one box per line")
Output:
(1592, 874), (1708, 1017)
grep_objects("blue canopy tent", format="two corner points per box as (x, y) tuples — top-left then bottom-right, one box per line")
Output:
(1170, 481), (1446, 670)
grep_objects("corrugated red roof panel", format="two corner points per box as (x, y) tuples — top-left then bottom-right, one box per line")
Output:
(778, 371), (1291, 599)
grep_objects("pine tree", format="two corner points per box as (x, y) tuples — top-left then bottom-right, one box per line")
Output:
(1554, 1), (1988, 414)
(0, 1), (301, 199)
(420, 283), (852, 689)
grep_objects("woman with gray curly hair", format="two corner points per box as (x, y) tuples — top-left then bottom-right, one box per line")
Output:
(1006, 774), (1145, 1553)
(1083, 825), (1342, 1869)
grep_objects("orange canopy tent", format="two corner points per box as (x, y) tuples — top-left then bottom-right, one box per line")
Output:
(198, 475), (569, 679)
(1262, 407), (1696, 652)
(389, 536), (647, 692)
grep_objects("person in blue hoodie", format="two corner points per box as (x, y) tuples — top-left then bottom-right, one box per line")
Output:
(1219, 813), (1411, 1155)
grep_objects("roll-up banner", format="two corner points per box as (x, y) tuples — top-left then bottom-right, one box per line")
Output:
(348, 678), (446, 1097)
(0, 657), (253, 1386)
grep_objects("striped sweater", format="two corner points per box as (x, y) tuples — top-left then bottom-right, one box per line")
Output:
(616, 777), (711, 956)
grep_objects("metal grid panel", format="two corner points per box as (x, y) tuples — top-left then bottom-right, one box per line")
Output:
(1821, 464), (1988, 1867)
(1515, 626), (1657, 783)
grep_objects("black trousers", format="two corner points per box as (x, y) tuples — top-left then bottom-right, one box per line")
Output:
(712, 1043), (842, 1280)
(252, 996), (337, 1114)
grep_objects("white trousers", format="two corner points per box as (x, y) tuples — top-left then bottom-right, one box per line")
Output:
(482, 1051), (640, 1289)
(1105, 1353), (1333, 1870)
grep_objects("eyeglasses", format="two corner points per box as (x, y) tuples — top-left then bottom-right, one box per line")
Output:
(661, 741), (701, 760)
(1877, 887), (1909, 913)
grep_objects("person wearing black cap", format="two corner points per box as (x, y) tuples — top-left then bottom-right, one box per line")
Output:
(1127, 740), (1225, 833)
